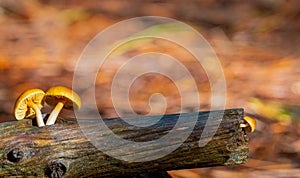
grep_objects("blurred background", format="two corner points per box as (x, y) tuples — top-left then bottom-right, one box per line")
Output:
(0, 0), (299, 177)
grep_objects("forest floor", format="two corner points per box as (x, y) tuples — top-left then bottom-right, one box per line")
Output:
(0, 0), (299, 177)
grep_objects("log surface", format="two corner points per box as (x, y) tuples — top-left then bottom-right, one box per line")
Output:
(0, 108), (248, 177)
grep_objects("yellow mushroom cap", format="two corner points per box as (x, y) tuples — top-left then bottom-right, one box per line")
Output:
(244, 116), (256, 132)
(44, 86), (81, 110)
(14, 89), (45, 120)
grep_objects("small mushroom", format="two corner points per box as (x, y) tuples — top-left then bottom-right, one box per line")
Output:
(44, 86), (81, 125)
(240, 116), (256, 132)
(14, 89), (45, 127)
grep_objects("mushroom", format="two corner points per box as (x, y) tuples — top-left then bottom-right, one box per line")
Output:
(14, 89), (45, 127)
(240, 116), (256, 132)
(44, 86), (81, 125)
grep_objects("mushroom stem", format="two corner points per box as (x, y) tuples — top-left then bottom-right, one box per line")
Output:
(28, 101), (45, 127)
(46, 101), (65, 125)
(239, 123), (248, 128)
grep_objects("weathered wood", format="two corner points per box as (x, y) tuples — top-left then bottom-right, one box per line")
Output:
(0, 108), (248, 177)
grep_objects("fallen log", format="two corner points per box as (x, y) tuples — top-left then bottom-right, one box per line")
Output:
(0, 108), (248, 177)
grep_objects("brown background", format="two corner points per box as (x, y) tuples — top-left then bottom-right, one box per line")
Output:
(0, 0), (299, 177)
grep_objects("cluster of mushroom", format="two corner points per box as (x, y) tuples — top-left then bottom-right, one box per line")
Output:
(14, 85), (256, 132)
(14, 86), (81, 127)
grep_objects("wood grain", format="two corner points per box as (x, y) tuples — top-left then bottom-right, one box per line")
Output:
(0, 108), (248, 177)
